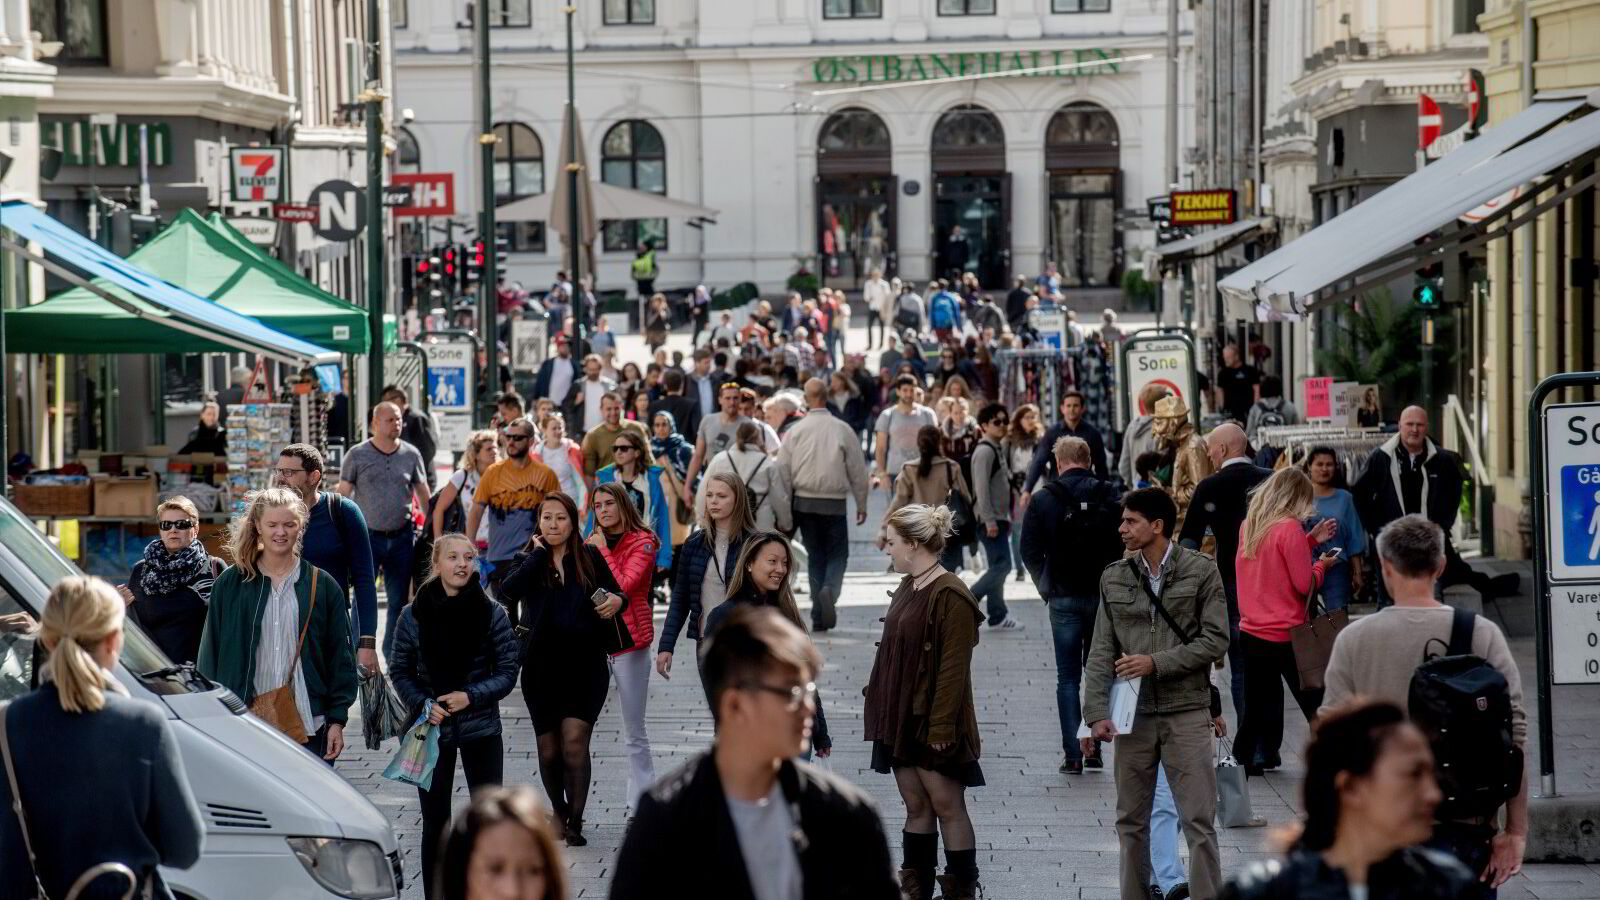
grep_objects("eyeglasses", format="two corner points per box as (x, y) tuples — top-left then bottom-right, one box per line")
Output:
(739, 681), (817, 712)
(271, 467), (305, 479)
(612, 444), (638, 453)
(159, 519), (196, 531)
(505, 433), (533, 443)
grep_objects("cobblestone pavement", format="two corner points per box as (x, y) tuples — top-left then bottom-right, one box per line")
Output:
(338, 473), (1600, 899)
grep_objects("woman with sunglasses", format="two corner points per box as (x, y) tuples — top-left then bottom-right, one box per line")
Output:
(118, 497), (223, 664)
(587, 431), (674, 574)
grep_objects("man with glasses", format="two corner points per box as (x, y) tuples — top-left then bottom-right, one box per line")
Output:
(337, 402), (430, 660)
(579, 392), (652, 479)
(610, 605), (898, 899)
(275, 443), (379, 675)
(466, 416), (562, 621)
(682, 382), (767, 506)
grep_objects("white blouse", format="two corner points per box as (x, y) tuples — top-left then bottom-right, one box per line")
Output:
(254, 560), (319, 738)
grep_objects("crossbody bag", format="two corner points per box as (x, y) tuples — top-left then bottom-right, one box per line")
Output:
(248, 568), (318, 743)
(1126, 558), (1223, 716)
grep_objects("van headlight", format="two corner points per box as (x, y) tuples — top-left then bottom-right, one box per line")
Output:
(285, 837), (396, 899)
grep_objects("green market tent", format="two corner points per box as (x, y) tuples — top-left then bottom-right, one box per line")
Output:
(6, 209), (374, 355)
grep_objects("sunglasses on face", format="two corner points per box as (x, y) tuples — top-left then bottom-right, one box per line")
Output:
(159, 519), (196, 531)
(612, 444), (638, 453)
(505, 433), (533, 443)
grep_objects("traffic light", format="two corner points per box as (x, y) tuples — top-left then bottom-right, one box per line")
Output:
(1413, 278), (1442, 309)
(424, 247), (446, 306)
(464, 239), (485, 286)
(494, 236), (509, 284)
(441, 244), (460, 292)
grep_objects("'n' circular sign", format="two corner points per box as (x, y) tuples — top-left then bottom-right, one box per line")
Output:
(309, 179), (366, 242)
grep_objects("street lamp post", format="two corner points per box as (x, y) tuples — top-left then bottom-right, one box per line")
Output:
(477, 0), (500, 427)
(564, 5), (585, 355)
(364, 0), (386, 411)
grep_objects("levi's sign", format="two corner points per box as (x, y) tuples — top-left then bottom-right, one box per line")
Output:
(1169, 190), (1237, 226)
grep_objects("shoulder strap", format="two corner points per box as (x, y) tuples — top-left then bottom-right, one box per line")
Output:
(1446, 606), (1476, 657)
(1127, 557), (1198, 644)
(290, 567), (319, 669)
(747, 454), (768, 484)
(1, 702), (51, 900)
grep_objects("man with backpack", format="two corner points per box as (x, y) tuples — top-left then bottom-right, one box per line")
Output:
(1021, 435), (1125, 773)
(970, 403), (1023, 631)
(928, 279), (962, 344)
(1321, 514), (1527, 896)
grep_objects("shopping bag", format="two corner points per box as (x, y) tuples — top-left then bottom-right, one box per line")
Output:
(1289, 587), (1349, 691)
(359, 669), (412, 751)
(382, 708), (441, 791)
(1216, 738), (1256, 828)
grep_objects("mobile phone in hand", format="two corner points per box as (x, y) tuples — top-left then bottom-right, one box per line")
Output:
(590, 588), (610, 608)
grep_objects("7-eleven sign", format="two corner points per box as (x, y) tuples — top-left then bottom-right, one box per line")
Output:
(230, 146), (287, 202)
(1418, 94), (1443, 151)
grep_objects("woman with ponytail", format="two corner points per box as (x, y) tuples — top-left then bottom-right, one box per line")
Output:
(0, 576), (204, 899)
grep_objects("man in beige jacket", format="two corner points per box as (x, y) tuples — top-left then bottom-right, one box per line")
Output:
(777, 378), (870, 631)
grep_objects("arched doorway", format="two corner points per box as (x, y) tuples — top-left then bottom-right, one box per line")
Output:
(1046, 102), (1121, 288)
(816, 108), (895, 288)
(932, 104), (1009, 288)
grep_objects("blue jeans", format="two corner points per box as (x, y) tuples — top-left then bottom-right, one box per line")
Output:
(1224, 582), (1247, 725)
(793, 510), (849, 629)
(1150, 767), (1185, 892)
(1047, 594), (1099, 757)
(969, 522), (1011, 625)
(370, 529), (416, 659)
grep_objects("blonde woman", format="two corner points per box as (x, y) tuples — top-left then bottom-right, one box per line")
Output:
(434, 429), (499, 545)
(0, 577), (204, 900)
(198, 488), (357, 762)
(1233, 467), (1340, 776)
(656, 472), (755, 680)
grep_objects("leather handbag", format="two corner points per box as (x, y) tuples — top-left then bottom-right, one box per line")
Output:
(1288, 581), (1348, 691)
(2, 703), (146, 900)
(248, 568), (318, 743)
(596, 589), (636, 655)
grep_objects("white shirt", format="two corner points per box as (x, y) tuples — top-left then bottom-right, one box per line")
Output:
(583, 379), (607, 432)
(450, 469), (488, 542)
(1133, 540), (1176, 596)
(864, 277), (894, 320)
(254, 560), (319, 737)
(548, 356), (575, 404)
(1221, 456), (1253, 469)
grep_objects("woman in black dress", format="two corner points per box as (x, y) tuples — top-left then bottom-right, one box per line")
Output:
(500, 491), (626, 847)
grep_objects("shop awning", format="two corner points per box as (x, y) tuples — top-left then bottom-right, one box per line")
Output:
(497, 181), (720, 224)
(1148, 217), (1274, 269)
(7, 208), (371, 354)
(0, 201), (339, 366)
(1219, 95), (1600, 317)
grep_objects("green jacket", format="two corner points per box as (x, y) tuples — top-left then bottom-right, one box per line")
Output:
(197, 561), (358, 727)
(1084, 544), (1228, 724)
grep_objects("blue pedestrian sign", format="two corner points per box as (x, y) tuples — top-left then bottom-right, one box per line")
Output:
(1557, 464), (1600, 573)
(428, 368), (466, 409)
(422, 341), (474, 414)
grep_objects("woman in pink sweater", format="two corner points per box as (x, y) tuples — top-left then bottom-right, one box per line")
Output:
(1234, 467), (1339, 776)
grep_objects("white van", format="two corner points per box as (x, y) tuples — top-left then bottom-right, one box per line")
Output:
(0, 496), (403, 899)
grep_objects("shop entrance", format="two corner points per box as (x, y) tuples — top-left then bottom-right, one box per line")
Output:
(1045, 102), (1123, 289)
(816, 108), (896, 288)
(933, 175), (1010, 289)
(931, 105), (1009, 288)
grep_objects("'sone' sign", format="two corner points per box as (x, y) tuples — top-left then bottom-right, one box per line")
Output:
(229, 146), (286, 202)
(390, 173), (455, 218)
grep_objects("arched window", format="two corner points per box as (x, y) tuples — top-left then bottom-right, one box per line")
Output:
(819, 108), (891, 153)
(930, 105), (1007, 287)
(395, 128), (421, 174)
(600, 119), (667, 251)
(815, 108), (895, 286)
(1045, 102), (1121, 288)
(493, 122), (545, 252)
(932, 105), (1005, 150)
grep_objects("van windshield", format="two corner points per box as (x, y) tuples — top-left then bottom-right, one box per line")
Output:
(0, 501), (192, 697)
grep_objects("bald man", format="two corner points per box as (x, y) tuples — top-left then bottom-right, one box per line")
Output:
(777, 378), (870, 631)
(1351, 405), (1517, 606)
(1178, 422), (1272, 731)
(338, 400), (431, 659)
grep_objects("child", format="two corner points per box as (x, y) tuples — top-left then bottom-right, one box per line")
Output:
(1134, 450), (1165, 490)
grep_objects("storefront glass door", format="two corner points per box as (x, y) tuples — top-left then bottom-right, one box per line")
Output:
(934, 175), (1009, 289)
(1049, 173), (1118, 288)
(818, 177), (895, 288)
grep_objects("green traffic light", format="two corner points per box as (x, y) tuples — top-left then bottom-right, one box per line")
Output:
(1413, 282), (1441, 308)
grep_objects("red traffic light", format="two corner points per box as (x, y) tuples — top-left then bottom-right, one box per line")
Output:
(417, 259), (430, 273)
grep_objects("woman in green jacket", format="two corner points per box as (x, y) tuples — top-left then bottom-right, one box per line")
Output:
(198, 487), (357, 763)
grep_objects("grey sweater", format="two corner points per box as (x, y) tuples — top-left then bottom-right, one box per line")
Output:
(1, 683), (204, 900)
(970, 438), (1012, 526)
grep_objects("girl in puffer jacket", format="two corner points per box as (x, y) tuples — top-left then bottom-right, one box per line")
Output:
(389, 534), (521, 900)
(585, 482), (661, 813)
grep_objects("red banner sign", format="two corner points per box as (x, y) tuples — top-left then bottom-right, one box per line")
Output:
(273, 203), (318, 223)
(389, 173), (455, 218)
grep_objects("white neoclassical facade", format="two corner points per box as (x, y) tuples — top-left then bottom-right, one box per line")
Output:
(395, 0), (1194, 298)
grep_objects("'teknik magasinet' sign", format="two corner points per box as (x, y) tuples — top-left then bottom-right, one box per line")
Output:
(811, 48), (1122, 84)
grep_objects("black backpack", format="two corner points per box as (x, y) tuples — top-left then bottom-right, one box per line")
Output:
(1042, 477), (1123, 586)
(730, 453), (770, 512)
(1408, 608), (1524, 821)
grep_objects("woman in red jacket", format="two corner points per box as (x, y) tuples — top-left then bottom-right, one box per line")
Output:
(1234, 466), (1340, 776)
(585, 481), (660, 813)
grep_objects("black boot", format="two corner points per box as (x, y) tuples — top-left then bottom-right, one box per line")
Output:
(901, 831), (937, 900)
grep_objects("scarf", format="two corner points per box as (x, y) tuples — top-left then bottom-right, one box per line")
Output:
(138, 538), (213, 597)
(411, 575), (494, 695)
(650, 415), (694, 478)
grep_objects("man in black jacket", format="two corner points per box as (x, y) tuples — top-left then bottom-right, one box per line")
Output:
(611, 606), (898, 900)
(648, 369), (702, 442)
(1021, 436), (1124, 775)
(1351, 405), (1517, 605)
(1178, 422), (1271, 729)
(1024, 390), (1110, 490)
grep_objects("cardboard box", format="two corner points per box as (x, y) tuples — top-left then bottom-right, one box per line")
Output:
(92, 474), (159, 518)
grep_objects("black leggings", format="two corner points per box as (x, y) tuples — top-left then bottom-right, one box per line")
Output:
(536, 720), (595, 831)
(1234, 632), (1322, 770)
(419, 736), (504, 900)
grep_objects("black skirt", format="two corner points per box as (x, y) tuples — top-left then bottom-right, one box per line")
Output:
(521, 639), (609, 734)
(870, 740), (986, 788)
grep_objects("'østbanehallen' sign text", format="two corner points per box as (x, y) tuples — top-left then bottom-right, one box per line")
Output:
(811, 48), (1121, 84)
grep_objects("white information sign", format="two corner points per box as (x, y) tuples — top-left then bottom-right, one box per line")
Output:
(435, 412), (475, 465)
(423, 341), (474, 414)
(510, 318), (548, 373)
(1034, 308), (1066, 350)
(1542, 402), (1600, 683)
(1123, 337), (1195, 419)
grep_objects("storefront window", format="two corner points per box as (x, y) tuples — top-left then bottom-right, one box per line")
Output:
(601, 120), (667, 252)
(932, 106), (1008, 288)
(938, 0), (995, 14)
(493, 122), (545, 252)
(1052, 0), (1111, 11)
(485, 0), (532, 27)
(30, 0), (108, 63)
(1045, 103), (1121, 289)
(823, 0), (882, 17)
(603, 0), (654, 24)
(817, 108), (894, 288)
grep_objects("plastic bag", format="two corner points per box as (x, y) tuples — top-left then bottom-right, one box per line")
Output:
(1215, 738), (1256, 828)
(359, 668), (411, 750)
(383, 707), (440, 790)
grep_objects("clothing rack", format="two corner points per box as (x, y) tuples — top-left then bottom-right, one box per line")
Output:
(1256, 425), (1389, 482)
(996, 344), (1117, 435)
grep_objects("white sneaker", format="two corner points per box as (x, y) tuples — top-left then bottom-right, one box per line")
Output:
(991, 616), (1025, 631)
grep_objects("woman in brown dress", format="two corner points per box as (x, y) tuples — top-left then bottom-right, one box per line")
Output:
(863, 503), (984, 900)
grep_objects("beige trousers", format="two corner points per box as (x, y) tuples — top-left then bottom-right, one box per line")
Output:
(1112, 706), (1221, 900)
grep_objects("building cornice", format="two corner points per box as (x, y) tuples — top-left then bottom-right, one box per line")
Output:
(1291, 51), (1487, 121)
(0, 56), (56, 97)
(41, 75), (293, 131)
